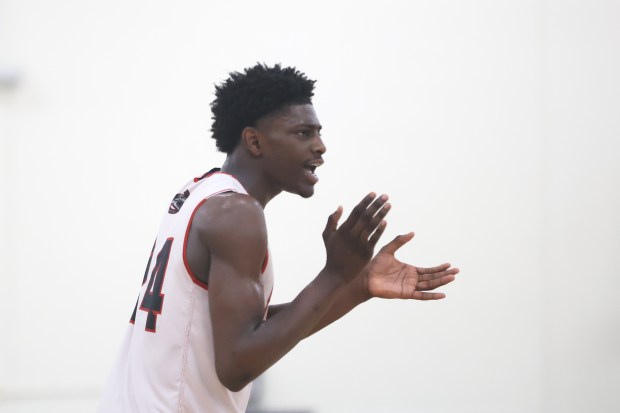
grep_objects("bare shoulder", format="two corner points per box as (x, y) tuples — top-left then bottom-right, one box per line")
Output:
(194, 192), (267, 261)
(195, 192), (265, 231)
(207, 191), (263, 216)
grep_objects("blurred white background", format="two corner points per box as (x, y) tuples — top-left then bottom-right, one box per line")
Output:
(1, 0), (619, 412)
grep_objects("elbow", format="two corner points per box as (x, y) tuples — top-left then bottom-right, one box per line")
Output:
(220, 377), (250, 393)
(216, 364), (253, 392)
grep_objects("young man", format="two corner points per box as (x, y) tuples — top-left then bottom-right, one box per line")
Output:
(99, 64), (458, 413)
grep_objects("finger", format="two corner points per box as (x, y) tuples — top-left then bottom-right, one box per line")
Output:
(351, 194), (389, 236)
(322, 206), (343, 243)
(411, 291), (446, 300)
(417, 263), (452, 275)
(360, 202), (391, 241)
(340, 193), (376, 230)
(379, 232), (415, 255)
(418, 267), (459, 282)
(416, 273), (456, 291)
(368, 220), (388, 248)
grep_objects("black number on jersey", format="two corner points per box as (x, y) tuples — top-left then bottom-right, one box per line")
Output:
(130, 238), (173, 332)
(130, 240), (156, 324)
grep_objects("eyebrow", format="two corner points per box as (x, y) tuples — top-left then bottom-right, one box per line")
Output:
(295, 123), (322, 130)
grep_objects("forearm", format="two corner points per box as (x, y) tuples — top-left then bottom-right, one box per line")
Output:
(269, 274), (370, 338)
(217, 268), (348, 390)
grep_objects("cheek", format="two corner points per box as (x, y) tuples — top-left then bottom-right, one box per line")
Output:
(272, 144), (302, 167)
(265, 147), (300, 176)
(263, 137), (306, 175)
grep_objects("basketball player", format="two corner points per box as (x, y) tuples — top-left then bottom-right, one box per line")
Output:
(98, 63), (458, 413)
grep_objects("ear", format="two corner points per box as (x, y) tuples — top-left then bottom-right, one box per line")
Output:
(241, 127), (263, 157)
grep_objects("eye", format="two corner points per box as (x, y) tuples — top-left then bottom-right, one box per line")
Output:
(297, 129), (313, 137)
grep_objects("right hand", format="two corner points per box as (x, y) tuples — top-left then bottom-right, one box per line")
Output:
(322, 193), (391, 281)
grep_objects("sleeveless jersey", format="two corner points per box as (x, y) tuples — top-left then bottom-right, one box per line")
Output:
(99, 170), (274, 413)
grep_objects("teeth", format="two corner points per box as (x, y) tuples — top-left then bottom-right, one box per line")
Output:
(306, 159), (324, 168)
(304, 160), (323, 179)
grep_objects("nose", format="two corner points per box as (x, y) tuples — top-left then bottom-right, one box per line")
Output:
(312, 135), (326, 155)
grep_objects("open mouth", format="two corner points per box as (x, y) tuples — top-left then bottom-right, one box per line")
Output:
(303, 159), (324, 179)
(304, 165), (318, 175)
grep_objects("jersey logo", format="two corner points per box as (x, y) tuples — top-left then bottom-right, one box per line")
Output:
(168, 189), (190, 214)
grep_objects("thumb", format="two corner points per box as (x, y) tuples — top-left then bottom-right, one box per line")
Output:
(322, 206), (343, 243)
(379, 232), (414, 255)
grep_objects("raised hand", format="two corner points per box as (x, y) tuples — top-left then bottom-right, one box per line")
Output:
(363, 233), (458, 300)
(322, 193), (391, 282)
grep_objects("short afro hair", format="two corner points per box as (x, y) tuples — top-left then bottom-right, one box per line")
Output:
(210, 63), (316, 154)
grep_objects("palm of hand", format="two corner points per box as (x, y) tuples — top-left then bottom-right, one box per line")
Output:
(365, 252), (419, 299)
(362, 233), (458, 301)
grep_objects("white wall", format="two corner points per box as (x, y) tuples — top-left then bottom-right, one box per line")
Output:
(0, 1), (618, 412)
(541, 1), (620, 412)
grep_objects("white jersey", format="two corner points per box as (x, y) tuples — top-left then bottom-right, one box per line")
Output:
(99, 170), (274, 413)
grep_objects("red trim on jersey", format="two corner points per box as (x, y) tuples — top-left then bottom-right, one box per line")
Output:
(182, 189), (236, 290)
(262, 287), (274, 321)
(261, 250), (269, 273)
(212, 172), (249, 193)
(193, 170), (249, 194)
(193, 169), (219, 183)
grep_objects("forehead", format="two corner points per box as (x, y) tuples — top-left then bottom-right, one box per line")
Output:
(260, 104), (321, 129)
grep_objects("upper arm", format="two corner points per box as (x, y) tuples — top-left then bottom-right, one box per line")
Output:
(191, 193), (269, 383)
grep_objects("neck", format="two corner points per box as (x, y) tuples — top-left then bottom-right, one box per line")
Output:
(220, 155), (281, 208)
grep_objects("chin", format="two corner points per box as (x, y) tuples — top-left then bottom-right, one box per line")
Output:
(283, 179), (317, 199)
(297, 185), (316, 199)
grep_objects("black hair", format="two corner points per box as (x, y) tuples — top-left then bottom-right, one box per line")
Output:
(210, 63), (316, 154)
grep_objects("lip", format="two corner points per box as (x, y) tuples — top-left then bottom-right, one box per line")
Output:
(303, 158), (323, 185)
(304, 168), (319, 184)
(304, 158), (324, 168)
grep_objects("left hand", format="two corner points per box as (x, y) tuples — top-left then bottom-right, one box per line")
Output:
(322, 207), (458, 300)
(363, 232), (458, 300)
